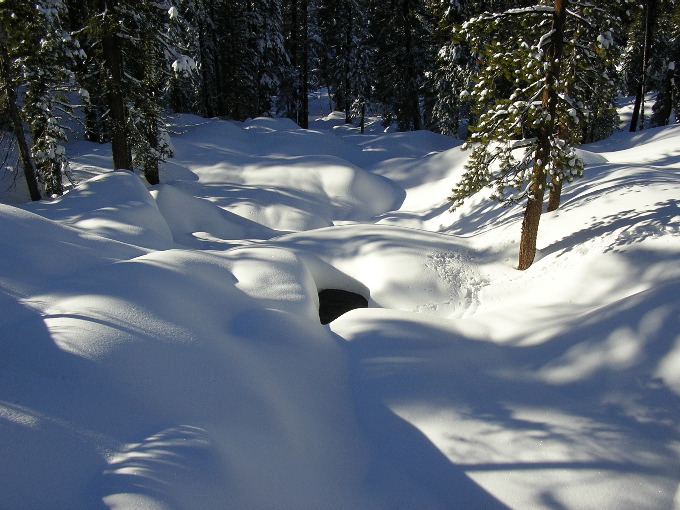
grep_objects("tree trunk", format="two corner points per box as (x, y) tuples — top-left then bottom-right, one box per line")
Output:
(360, 102), (365, 134)
(630, 82), (643, 132)
(518, 180), (546, 270)
(547, 114), (569, 212)
(300, 0), (309, 129)
(518, 0), (567, 270)
(100, 0), (132, 170)
(0, 26), (41, 201)
(629, 0), (658, 132)
(402, 0), (421, 131)
(546, 180), (562, 212)
(144, 121), (160, 185)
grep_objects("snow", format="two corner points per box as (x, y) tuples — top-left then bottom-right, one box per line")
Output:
(1, 103), (680, 509)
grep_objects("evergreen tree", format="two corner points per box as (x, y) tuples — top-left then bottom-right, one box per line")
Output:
(279, 0), (311, 128)
(73, 0), (173, 183)
(649, 1), (680, 127)
(125, 0), (174, 184)
(317, 0), (371, 125)
(166, 1), (201, 114)
(449, 0), (623, 269)
(369, 0), (435, 131)
(214, 0), (289, 120)
(1, 0), (81, 198)
(0, 21), (41, 201)
(428, 0), (480, 137)
(22, 0), (80, 196)
(250, 0), (290, 119)
(628, 0), (660, 131)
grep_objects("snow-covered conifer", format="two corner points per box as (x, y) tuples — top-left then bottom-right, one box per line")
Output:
(1, 0), (80, 197)
(317, 0), (372, 125)
(368, 0), (435, 131)
(449, 0), (625, 269)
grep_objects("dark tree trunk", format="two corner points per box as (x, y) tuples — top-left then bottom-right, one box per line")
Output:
(402, 0), (421, 131)
(630, 82), (644, 132)
(0, 26), (41, 201)
(100, 0), (132, 170)
(300, 0), (309, 129)
(360, 102), (365, 134)
(629, 0), (658, 132)
(144, 122), (160, 185)
(518, 0), (567, 270)
(197, 16), (215, 118)
(343, 9), (353, 124)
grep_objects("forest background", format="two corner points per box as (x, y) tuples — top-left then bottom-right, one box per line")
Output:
(2, 0), (678, 195)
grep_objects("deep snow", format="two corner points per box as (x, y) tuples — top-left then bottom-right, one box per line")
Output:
(1, 102), (679, 509)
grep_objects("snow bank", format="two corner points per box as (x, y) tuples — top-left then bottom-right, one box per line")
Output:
(22, 171), (174, 250)
(2, 110), (679, 510)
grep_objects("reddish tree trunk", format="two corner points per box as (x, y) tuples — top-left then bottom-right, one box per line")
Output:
(518, 0), (567, 269)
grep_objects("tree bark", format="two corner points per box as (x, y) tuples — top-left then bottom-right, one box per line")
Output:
(518, 0), (567, 270)
(0, 26), (41, 201)
(629, 0), (658, 132)
(546, 180), (562, 212)
(547, 118), (569, 212)
(300, 0), (309, 128)
(100, 0), (132, 170)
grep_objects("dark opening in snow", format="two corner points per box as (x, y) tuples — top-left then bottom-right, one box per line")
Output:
(318, 289), (368, 324)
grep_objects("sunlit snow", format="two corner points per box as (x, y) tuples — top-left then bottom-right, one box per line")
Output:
(1, 97), (679, 509)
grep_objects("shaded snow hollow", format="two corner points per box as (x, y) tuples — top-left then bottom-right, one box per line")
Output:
(1, 111), (679, 510)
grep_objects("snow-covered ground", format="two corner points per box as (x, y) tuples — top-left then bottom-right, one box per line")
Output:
(1, 103), (679, 509)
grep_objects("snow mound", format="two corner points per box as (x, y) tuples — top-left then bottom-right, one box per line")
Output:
(23, 171), (174, 250)
(2, 111), (680, 510)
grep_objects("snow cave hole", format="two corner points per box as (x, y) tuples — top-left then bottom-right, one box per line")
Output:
(318, 289), (368, 324)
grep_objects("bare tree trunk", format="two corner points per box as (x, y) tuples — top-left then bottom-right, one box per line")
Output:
(360, 102), (365, 134)
(402, 0), (421, 131)
(547, 120), (568, 211)
(518, 180), (546, 270)
(300, 0), (309, 129)
(518, 0), (567, 270)
(630, 0), (658, 132)
(0, 26), (41, 201)
(100, 0), (132, 170)
(546, 180), (562, 212)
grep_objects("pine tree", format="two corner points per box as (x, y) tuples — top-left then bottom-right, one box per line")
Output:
(125, 0), (174, 185)
(428, 0), (480, 137)
(1, 0), (81, 198)
(628, 0), (660, 131)
(281, 0), (312, 128)
(317, 0), (371, 125)
(74, 0), (173, 183)
(22, 0), (81, 196)
(166, 1), (201, 114)
(0, 22), (41, 201)
(449, 0), (623, 269)
(649, 1), (680, 127)
(369, 0), (435, 131)
(250, 0), (290, 119)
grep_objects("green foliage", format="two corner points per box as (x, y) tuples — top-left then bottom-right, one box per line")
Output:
(1, 0), (80, 196)
(369, 0), (435, 131)
(449, 1), (624, 209)
(317, 0), (371, 123)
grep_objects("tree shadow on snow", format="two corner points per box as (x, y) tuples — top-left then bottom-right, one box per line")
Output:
(338, 276), (680, 508)
(541, 199), (679, 258)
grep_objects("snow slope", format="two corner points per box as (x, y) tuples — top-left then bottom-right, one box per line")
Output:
(1, 110), (679, 509)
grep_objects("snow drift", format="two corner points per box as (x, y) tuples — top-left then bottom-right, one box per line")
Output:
(1, 112), (679, 509)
